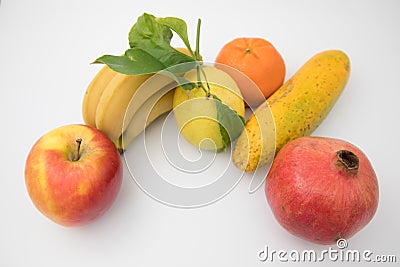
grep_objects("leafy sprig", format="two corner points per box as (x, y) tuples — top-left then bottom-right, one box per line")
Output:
(94, 13), (244, 149)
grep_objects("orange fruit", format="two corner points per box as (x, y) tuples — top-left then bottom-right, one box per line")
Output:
(215, 37), (286, 107)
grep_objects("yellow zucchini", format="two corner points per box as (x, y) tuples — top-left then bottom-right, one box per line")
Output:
(232, 50), (350, 172)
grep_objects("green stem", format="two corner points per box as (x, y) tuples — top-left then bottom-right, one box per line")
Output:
(199, 63), (211, 95)
(196, 64), (207, 94)
(195, 18), (201, 61)
(194, 18), (211, 97)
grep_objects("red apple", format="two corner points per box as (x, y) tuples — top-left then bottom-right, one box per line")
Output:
(25, 124), (123, 227)
(265, 136), (379, 245)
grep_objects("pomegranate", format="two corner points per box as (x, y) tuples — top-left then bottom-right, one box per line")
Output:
(265, 136), (379, 245)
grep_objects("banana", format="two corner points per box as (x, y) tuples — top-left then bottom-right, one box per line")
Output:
(92, 69), (176, 151)
(120, 73), (175, 129)
(83, 48), (193, 152)
(82, 65), (118, 127)
(95, 73), (152, 143)
(119, 84), (176, 152)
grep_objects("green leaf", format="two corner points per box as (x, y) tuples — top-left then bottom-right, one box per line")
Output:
(212, 96), (245, 149)
(129, 13), (173, 48)
(155, 17), (194, 56)
(95, 13), (198, 76)
(93, 48), (166, 75)
(128, 13), (195, 68)
(94, 12), (203, 88)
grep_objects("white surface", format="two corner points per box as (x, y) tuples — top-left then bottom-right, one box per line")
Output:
(1, 0), (400, 266)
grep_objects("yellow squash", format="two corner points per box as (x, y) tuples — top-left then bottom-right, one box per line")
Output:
(233, 50), (350, 172)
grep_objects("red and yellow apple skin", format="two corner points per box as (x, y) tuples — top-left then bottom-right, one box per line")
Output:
(25, 124), (122, 227)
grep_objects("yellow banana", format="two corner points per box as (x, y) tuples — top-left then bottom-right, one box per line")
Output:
(82, 65), (117, 127)
(116, 72), (177, 151)
(120, 73), (175, 131)
(119, 87), (175, 152)
(83, 48), (194, 152)
(95, 73), (152, 143)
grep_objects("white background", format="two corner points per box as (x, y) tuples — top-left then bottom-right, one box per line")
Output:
(1, 0), (400, 266)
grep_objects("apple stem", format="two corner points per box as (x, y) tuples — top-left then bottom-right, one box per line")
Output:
(337, 150), (359, 173)
(73, 138), (82, 161)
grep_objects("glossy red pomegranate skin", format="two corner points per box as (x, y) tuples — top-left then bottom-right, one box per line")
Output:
(265, 136), (379, 245)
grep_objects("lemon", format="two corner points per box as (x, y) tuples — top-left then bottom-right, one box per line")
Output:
(173, 66), (245, 151)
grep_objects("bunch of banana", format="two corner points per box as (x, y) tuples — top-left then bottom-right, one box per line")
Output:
(82, 65), (177, 153)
